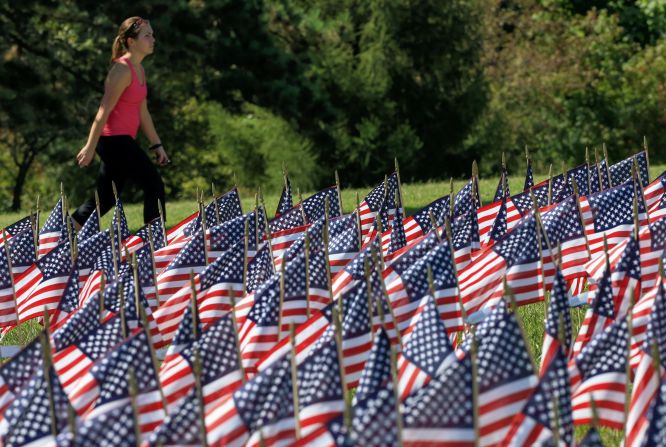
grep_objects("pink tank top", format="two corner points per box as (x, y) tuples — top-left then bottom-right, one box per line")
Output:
(101, 57), (147, 138)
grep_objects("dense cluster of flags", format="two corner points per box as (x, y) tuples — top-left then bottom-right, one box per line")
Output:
(0, 146), (665, 446)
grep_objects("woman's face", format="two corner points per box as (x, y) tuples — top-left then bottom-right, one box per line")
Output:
(128, 23), (155, 55)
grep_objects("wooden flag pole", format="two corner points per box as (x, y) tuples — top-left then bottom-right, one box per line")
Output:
(594, 148), (604, 191)
(146, 225), (161, 306)
(228, 287), (247, 383)
(109, 219), (119, 279)
(243, 219), (250, 296)
(64, 195), (77, 262)
(644, 136), (651, 175)
(624, 298), (635, 432)
(585, 147), (593, 196)
(570, 178), (591, 256)
(193, 347), (209, 447)
(355, 192), (363, 249)
(322, 198), (335, 316)
(99, 272), (106, 324)
(127, 367), (142, 447)
(395, 158), (405, 214)
(335, 170), (343, 214)
(289, 323), (302, 439)
(389, 343), (404, 447)
(632, 159), (648, 214)
(504, 282), (538, 372)
(199, 195), (210, 267)
(39, 321), (58, 438)
(428, 210), (442, 242)
(34, 195), (40, 260)
(547, 164), (553, 206)
(303, 231), (311, 319)
(550, 394), (562, 447)
(94, 189), (102, 229)
(119, 285), (127, 339)
(254, 193), (261, 248)
(472, 160), (482, 207)
(332, 307), (352, 430)
(259, 193), (275, 261)
(470, 328), (480, 447)
(602, 143), (613, 186)
(212, 182), (221, 226)
(363, 258), (376, 343)
(449, 178), (455, 220)
(297, 188), (307, 225)
(277, 258), (286, 341)
(158, 198), (167, 245)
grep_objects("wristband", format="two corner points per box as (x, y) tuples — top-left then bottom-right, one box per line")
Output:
(149, 143), (163, 151)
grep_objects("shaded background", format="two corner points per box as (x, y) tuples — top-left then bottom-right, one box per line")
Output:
(1, 0), (666, 211)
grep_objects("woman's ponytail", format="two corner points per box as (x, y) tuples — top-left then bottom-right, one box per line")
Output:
(110, 35), (124, 65)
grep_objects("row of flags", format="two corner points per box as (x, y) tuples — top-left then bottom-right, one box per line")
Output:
(0, 149), (663, 446)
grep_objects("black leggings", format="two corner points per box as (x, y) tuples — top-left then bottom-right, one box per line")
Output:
(73, 135), (166, 226)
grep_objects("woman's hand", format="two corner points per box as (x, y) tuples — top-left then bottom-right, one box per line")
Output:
(154, 146), (170, 166)
(77, 145), (95, 168)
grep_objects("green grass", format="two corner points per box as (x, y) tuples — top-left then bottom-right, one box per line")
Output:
(2, 164), (664, 445)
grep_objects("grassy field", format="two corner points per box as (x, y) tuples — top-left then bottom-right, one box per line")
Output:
(3, 163), (664, 444)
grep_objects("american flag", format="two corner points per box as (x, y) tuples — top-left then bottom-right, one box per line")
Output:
(383, 232), (460, 338)
(524, 158), (534, 191)
(568, 163), (592, 197)
(301, 185), (343, 222)
(348, 384), (400, 447)
(0, 366), (70, 446)
(402, 353), (474, 446)
(0, 240), (16, 328)
(502, 347), (573, 446)
(354, 328), (391, 404)
(539, 268), (572, 376)
(571, 317), (629, 429)
(56, 402), (138, 447)
(0, 334), (44, 426)
(453, 177), (481, 218)
(124, 217), (166, 255)
(451, 209), (480, 270)
(154, 239), (245, 345)
(205, 350), (294, 446)
(584, 180), (647, 257)
(1, 214), (34, 242)
(206, 213), (249, 262)
(331, 235), (381, 300)
(460, 300), (538, 446)
(294, 337), (345, 437)
(610, 234), (642, 318)
(609, 150), (649, 187)
(270, 205), (308, 266)
(397, 294), (455, 400)
(76, 330), (166, 435)
(155, 230), (207, 304)
(38, 197), (64, 258)
(493, 166), (510, 203)
(625, 279), (666, 447)
(75, 228), (111, 286)
(102, 274), (162, 347)
(165, 209), (198, 246)
(358, 172), (400, 238)
(276, 175), (293, 218)
(644, 170), (666, 222)
(111, 197), (131, 244)
(14, 240), (72, 322)
(246, 242), (275, 294)
(571, 263), (615, 363)
(48, 267), (80, 332)
(77, 207), (100, 243)
(385, 201), (407, 259)
(183, 187), (244, 237)
(459, 215), (543, 317)
(159, 312), (244, 415)
(482, 196), (508, 249)
(328, 213), (361, 276)
(402, 195), (449, 244)
(145, 388), (203, 447)
(634, 374), (666, 447)
(52, 300), (124, 415)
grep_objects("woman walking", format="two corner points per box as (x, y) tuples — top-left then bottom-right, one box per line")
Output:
(73, 16), (168, 227)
